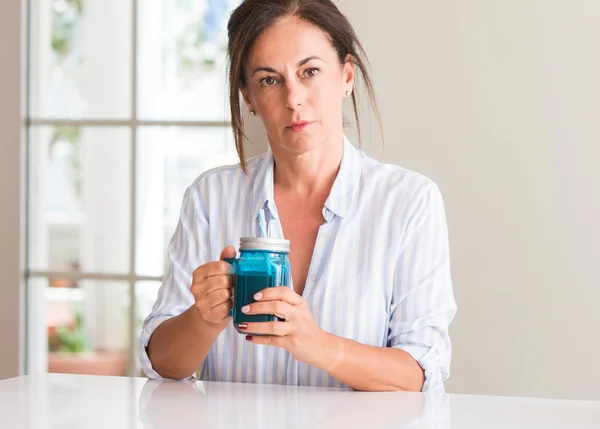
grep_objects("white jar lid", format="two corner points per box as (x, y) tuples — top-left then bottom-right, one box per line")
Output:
(239, 237), (290, 253)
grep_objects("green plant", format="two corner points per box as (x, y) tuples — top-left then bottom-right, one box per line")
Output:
(49, 126), (82, 201)
(175, 18), (223, 85)
(175, 5), (230, 85)
(51, 0), (83, 60)
(56, 309), (91, 354)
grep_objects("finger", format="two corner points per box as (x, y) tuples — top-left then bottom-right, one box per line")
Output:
(254, 286), (303, 306)
(192, 260), (235, 284)
(240, 321), (288, 336)
(209, 301), (233, 321)
(242, 300), (292, 320)
(191, 274), (234, 298)
(205, 287), (233, 310)
(220, 245), (236, 261)
(245, 335), (284, 347)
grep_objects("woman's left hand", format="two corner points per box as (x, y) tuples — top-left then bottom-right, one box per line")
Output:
(238, 286), (332, 367)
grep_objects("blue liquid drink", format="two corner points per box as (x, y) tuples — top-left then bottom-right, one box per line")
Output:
(234, 273), (275, 323)
(224, 238), (291, 334)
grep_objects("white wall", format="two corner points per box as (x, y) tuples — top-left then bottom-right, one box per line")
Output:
(339, 0), (600, 400)
(247, 1), (600, 400)
(0, 0), (24, 379)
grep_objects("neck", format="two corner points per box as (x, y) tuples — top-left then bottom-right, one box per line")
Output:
(271, 133), (344, 198)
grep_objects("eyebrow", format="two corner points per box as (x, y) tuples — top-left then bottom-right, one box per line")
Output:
(251, 56), (325, 76)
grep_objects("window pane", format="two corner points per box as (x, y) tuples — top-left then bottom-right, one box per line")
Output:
(138, 0), (240, 120)
(135, 126), (238, 276)
(29, 0), (132, 118)
(28, 127), (131, 274)
(45, 279), (131, 376)
(134, 281), (162, 376)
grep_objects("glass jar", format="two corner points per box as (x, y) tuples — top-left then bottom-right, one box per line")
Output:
(224, 237), (291, 334)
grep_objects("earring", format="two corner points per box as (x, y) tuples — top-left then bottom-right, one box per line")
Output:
(345, 90), (351, 97)
(250, 110), (256, 116)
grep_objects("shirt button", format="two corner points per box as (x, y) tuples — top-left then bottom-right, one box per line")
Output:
(324, 208), (332, 217)
(311, 276), (318, 283)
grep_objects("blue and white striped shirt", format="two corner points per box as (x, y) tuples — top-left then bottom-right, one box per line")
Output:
(140, 136), (457, 392)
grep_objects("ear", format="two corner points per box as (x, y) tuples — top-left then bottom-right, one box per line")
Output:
(240, 87), (255, 113)
(342, 53), (355, 95)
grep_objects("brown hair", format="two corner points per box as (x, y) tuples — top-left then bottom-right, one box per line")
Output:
(227, 0), (383, 171)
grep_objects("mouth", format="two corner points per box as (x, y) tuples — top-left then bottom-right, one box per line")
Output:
(285, 121), (314, 133)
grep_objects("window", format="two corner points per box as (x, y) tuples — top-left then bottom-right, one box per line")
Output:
(26, 0), (240, 376)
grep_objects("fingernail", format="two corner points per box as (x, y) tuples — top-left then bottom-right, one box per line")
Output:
(241, 305), (250, 313)
(245, 335), (253, 341)
(254, 292), (262, 300)
(238, 323), (248, 331)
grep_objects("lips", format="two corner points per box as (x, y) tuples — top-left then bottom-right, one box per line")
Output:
(286, 121), (314, 132)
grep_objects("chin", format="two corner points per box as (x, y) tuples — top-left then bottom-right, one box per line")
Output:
(280, 131), (326, 155)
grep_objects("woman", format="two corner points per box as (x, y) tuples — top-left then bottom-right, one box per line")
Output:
(141, 0), (456, 392)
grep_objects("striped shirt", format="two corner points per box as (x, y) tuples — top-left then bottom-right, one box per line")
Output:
(140, 136), (457, 392)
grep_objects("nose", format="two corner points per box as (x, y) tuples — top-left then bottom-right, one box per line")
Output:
(284, 80), (305, 110)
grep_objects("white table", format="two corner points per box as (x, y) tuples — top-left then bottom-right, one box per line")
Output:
(0, 374), (598, 428)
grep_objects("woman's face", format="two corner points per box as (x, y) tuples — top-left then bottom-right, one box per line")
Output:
(242, 17), (354, 156)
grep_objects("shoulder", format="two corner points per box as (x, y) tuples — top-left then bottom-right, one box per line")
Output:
(359, 152), (441, 203)
(187, 153), (267, 197)
(175, 153), (268, 218)
(357, 152), (448, 238)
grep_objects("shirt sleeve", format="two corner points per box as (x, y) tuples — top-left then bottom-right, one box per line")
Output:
(139, 183), (210, 379)
(388, 183), (457, 392)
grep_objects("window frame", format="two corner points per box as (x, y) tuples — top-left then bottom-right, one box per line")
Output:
(25, 0), (234, 376)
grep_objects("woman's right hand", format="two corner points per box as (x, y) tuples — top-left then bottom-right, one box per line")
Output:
(190, 245), (236, 331)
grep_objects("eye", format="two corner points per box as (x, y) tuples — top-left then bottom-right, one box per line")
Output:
(304, 67), (319, 77)
(260, 76), (278, 86)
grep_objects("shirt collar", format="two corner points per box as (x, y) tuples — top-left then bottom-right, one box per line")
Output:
(250, 145), (276, 220)
(324, 135), (364, 218)
(250, 135), (364, 221)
